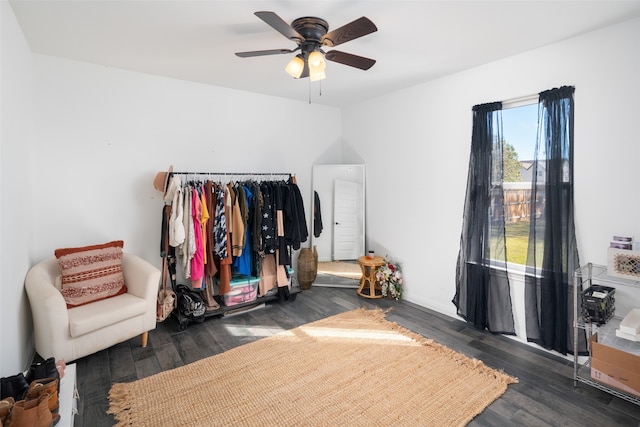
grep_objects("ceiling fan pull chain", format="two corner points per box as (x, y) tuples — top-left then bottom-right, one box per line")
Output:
(308, 78), (311, 104)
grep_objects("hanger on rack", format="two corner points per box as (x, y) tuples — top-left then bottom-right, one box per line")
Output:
(170, 171), (293, 184)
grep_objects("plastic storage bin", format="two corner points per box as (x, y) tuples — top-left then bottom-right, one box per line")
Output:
(581, 284), (615, 325)
(223, 275), (259, 306)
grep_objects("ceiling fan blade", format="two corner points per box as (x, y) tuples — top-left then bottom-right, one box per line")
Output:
(235, 49), (295, 58)
(321, 17), (377, 47)
(325, 50), (376, 70)
(255, 11), (303, 43)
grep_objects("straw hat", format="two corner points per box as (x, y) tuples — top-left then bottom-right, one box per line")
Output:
(153, 165), (173, 195)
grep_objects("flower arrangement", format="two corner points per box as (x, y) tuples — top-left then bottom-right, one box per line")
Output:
(375, 257), (403, 300)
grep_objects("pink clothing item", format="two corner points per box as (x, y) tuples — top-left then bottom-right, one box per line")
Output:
(190, 187), (204, 288)
(200, 191), (209, 265)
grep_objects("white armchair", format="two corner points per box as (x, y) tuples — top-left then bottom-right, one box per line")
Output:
(25, 253), (160, 363)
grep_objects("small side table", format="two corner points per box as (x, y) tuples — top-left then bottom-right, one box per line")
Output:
(357, 256), (385, 298)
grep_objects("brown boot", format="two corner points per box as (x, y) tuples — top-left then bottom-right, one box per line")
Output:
(5, 395), (52, 427)
(25, 378), (59, 425)
(0, 397), (14, 426)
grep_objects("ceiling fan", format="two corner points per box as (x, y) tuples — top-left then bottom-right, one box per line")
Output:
(235, 11), (378, 81)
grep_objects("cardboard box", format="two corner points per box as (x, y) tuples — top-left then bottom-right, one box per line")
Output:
(590, 333), (640, 397)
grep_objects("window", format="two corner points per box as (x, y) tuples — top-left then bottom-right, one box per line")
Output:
(499, 102), (540, 266)
(455, 86), (578, 350)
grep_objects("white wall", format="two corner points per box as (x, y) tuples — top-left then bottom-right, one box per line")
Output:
(343, 17), (640, 330)
(1, 0), (36, 375)
(30, 55), (341, 265)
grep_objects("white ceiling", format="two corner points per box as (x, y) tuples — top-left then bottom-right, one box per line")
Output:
(9, 0), (640, 107)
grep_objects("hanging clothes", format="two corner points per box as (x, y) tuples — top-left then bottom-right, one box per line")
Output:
(229, 183), (244, 258)
(204, 181), (218, 278)
(199, 188), (210, 266)
(286, 178), (308, 250)
(260, 182), (276, 254)
(313, 190), (323, 238)
(170, 185), (185, 247)
(158, 172), (303, 299)
(259, 253), (278, 296)
(160, 205), (170, 258)
(190, 186), (204, 288)
(274, 182), (291, 266)
(232, 184), (253, 276)
(250, 181), (262, 255)
(218, 185), (234, 296)
(180, 185), (196, 279)
(214, 183), (228, 259)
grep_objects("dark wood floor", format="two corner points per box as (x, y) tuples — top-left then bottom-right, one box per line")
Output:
(71, 284), (640, 426)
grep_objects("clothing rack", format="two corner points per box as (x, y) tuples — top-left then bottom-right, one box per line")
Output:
(161, 170), (303, 330)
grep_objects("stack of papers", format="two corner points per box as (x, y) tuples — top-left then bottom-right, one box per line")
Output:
(616, 308), (640, 342)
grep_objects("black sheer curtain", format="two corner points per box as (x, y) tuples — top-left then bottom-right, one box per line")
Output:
(454, 102), (515, 334)
(524, 86), (585, 355)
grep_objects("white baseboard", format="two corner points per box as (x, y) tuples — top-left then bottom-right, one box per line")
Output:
(404, 295), (458, 319)
(312, 282), (359, 289)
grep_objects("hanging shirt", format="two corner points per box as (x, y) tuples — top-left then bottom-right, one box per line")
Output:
(287, 180), (309, 249)
(200, 188), (210, 265)
(250, 181), (263, 253)
(170, 185), (185, 247)
(190, 187), (204, 288)
(218, 186), (234, 296)
(180, 185), (196, 279)
(233, 185), (253, 276)
(204, 181), (218, 278)
(260, 182), (276, 254)
(313, 190), (323, 238)
(230, 183), (244, 257)
(214, 183), (228, 259)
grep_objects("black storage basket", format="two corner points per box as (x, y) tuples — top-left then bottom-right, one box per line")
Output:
(581, 284), (615, 325)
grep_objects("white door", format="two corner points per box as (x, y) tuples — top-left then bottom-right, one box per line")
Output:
(333, 180), (362, 260)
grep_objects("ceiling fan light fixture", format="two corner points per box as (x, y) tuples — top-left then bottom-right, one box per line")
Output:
(309, 70), (326, 82)
(285, 55), (305, 78)
(308, 50), (326, 73)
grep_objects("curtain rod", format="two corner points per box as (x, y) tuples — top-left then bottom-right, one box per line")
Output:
(501, 93), (538, 108)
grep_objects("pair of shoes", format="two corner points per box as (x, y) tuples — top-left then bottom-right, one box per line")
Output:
(0, 397), (15, 425)
(1, 356), (63, 402)
(3, 378), (60, 427)
(3, 395), (52, 427)
(0, 375), (28, 402)
(25, 378), (59, 425)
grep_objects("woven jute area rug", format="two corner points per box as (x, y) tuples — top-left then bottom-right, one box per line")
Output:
(108, 308), (517, 426)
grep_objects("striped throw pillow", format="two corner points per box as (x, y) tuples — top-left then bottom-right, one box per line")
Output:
(54, 240), (127, 308)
